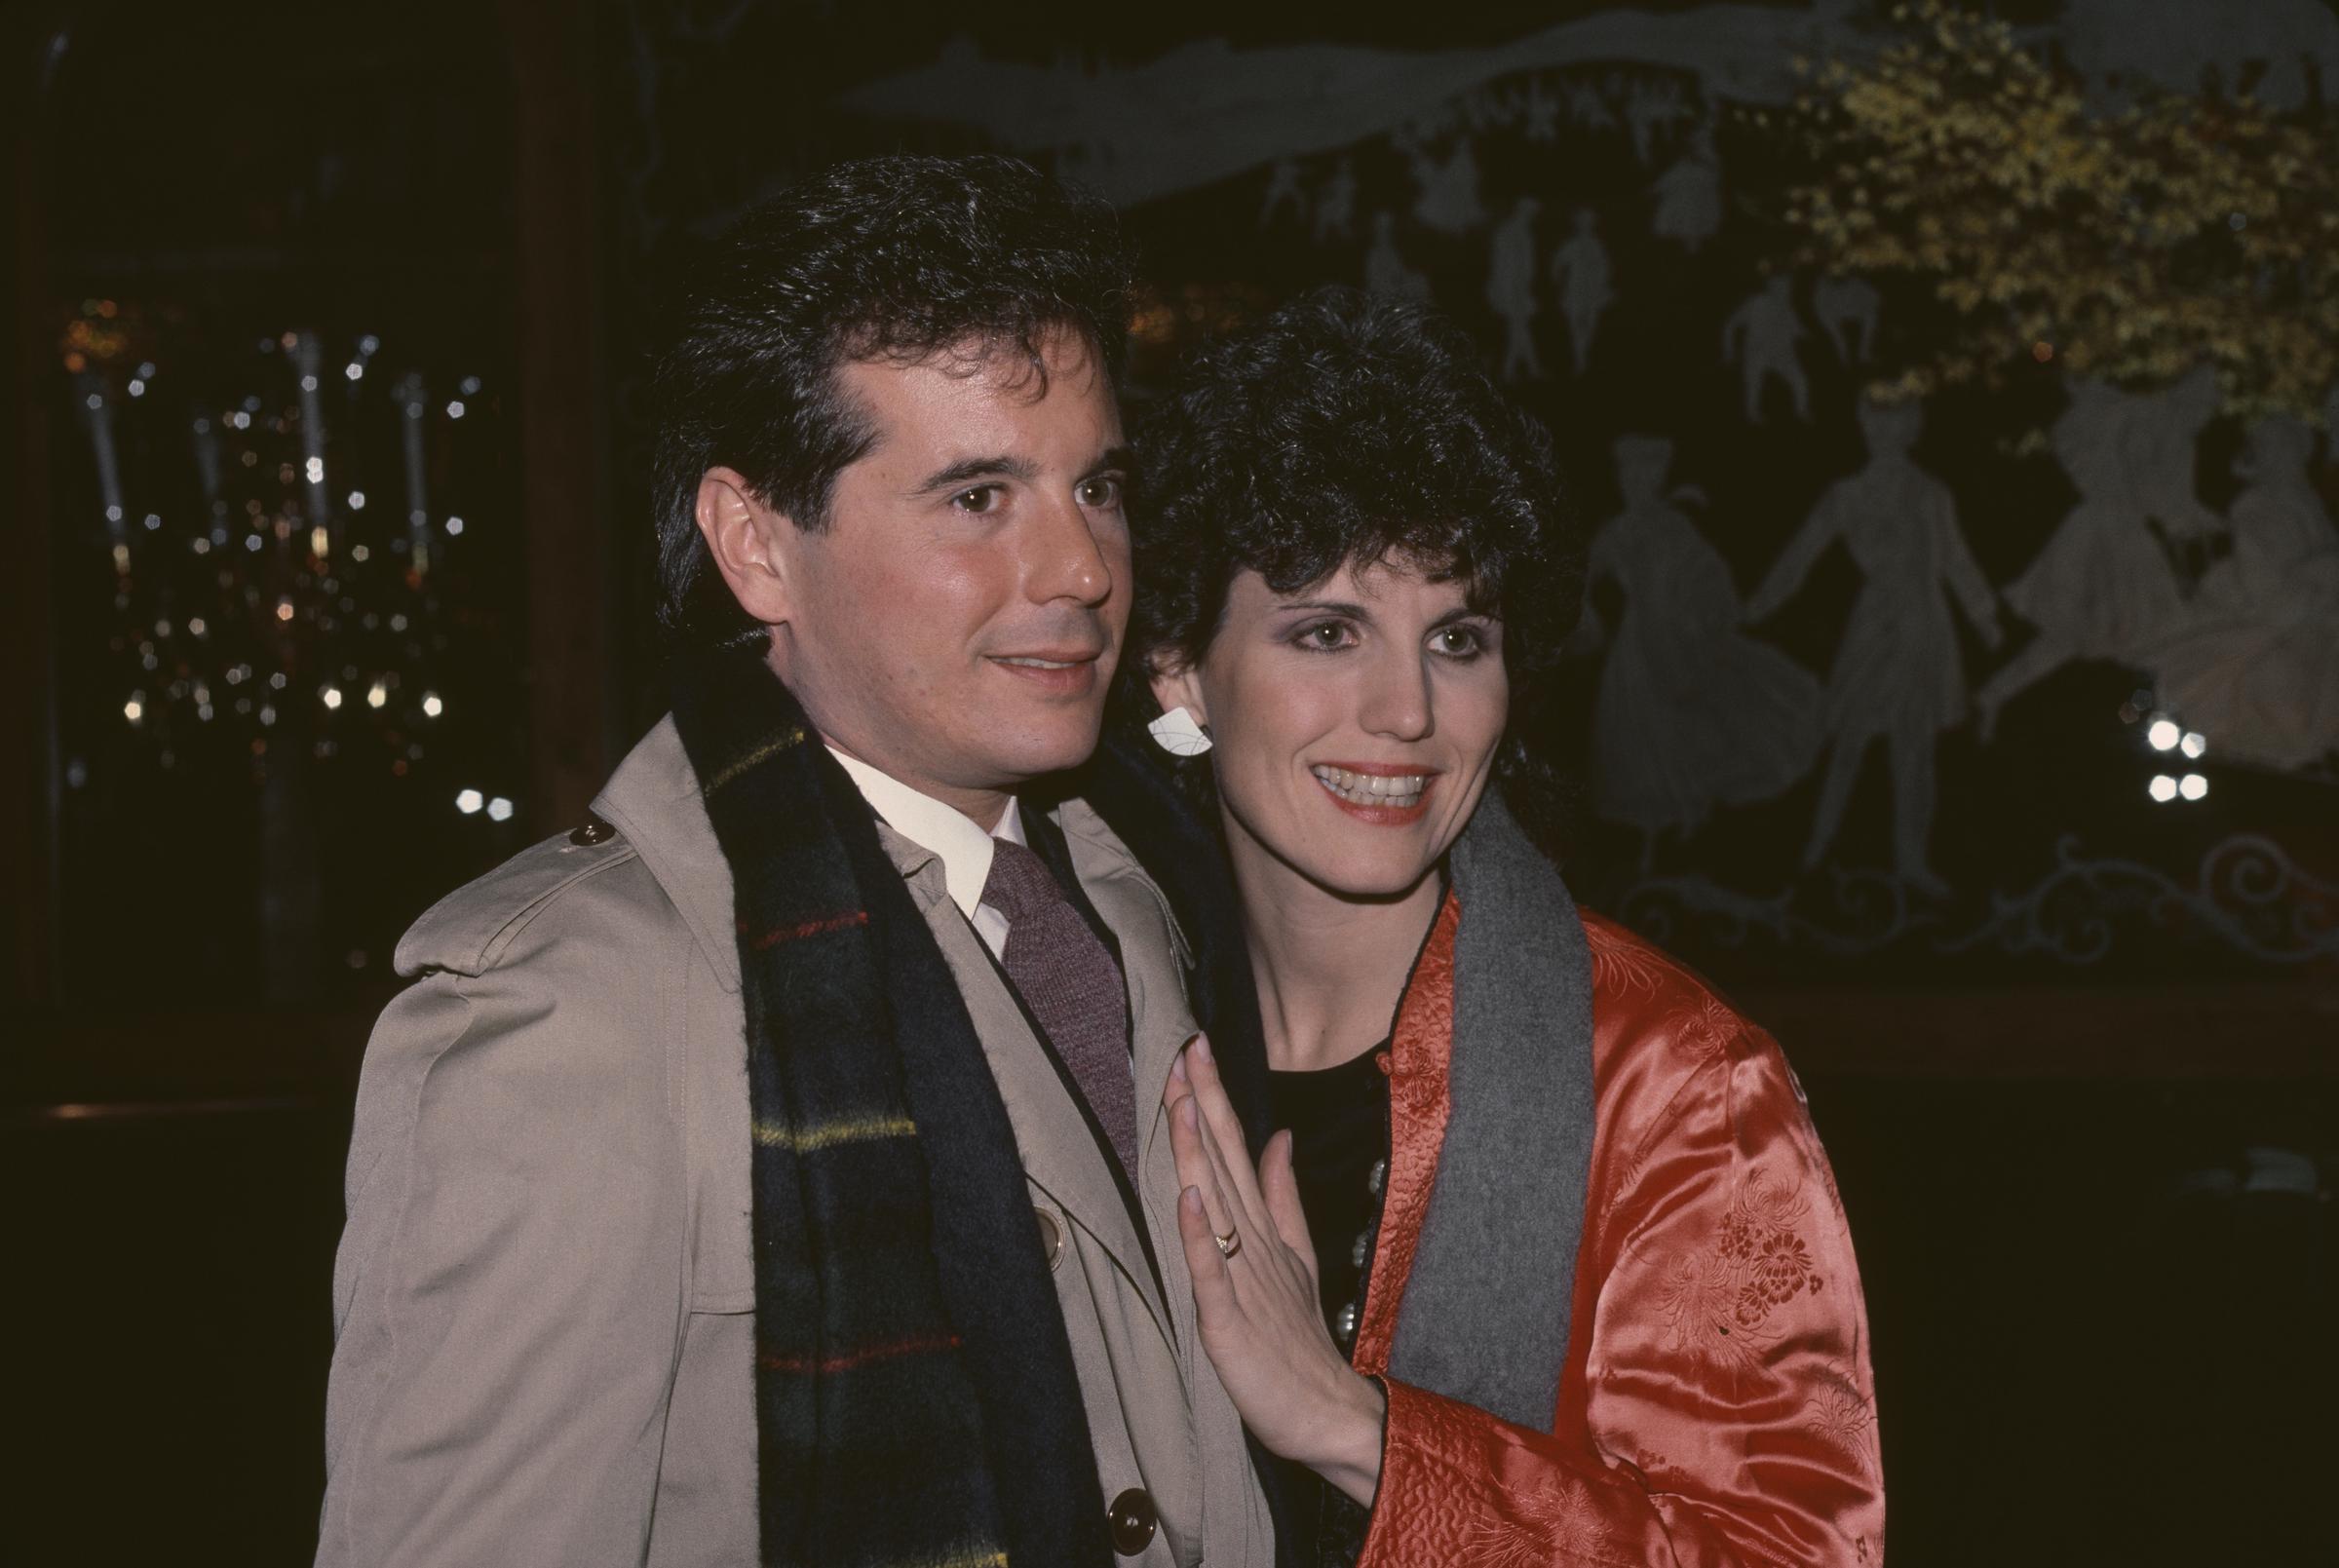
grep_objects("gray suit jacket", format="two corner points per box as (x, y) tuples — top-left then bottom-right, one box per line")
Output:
(319, 717), (1272, 1567)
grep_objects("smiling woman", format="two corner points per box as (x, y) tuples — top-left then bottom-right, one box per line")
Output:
(1125, 287), (1885, 1568)
(1153, 558), (1509, 899)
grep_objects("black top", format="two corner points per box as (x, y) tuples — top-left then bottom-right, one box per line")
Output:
(1265, 1040), (1394, 1568)
(1267, 1041), (1395, 1347)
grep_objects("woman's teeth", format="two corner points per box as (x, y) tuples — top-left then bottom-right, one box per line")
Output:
(1311, 766), (1429, 808)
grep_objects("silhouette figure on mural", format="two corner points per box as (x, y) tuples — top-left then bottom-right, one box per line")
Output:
(1723, 275), (1811, 423)
(1749, 399), (2001, 896)
(1549, 209), (1614, 377)
(1565, 78), (1615, 133)
(1259, 157), (1306, 226)
(1522, 77), (1562, 139)
(1812, 274), (1881, 364)
(1627, 76), (1692, 164)
(1576, 436), (1822, 867)
(1362, 211), (1433, 301)
(1651, 120), (1722, 249)
(1487, 197), (1545, 381)
(2133, 364), (2226, 543)
(2060, 0), (2339, 113)
(2152, 414), (2339, 771)
(1975, 373), (2218, 740)
(1409, 134), (1486, 234)
(1313, 157), (1358, 242)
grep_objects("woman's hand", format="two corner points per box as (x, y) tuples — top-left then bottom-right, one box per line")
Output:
(1165, 1034), (1387, 1506)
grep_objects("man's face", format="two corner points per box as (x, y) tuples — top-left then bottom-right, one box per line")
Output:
(746, 327), (1131, 819)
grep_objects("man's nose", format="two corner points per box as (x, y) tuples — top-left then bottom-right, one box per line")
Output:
(1027, 492), (1115, 608)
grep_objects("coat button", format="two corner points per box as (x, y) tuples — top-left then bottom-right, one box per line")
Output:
(568, 815), (616, 846)
(1106, 1487), (1157, 1555)
(1035, 1205), (1065, 1272)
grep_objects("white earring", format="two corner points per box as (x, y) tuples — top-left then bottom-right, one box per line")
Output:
(1148, 706), (1213, 757)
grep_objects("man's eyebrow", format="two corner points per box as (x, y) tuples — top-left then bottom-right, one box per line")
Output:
(912, 453), (1041, 495)
(1084, 444), (1136, 478)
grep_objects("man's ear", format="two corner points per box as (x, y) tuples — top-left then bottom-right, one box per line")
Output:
(695, 466), (795, 626)
(1147, 654), (1207, 728)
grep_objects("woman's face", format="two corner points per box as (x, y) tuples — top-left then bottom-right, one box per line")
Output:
(1152, 555), (1510, 900)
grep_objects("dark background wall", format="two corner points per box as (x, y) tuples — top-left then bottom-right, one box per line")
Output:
(7, 2), (2333, 1563)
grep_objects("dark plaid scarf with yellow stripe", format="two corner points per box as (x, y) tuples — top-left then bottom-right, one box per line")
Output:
(671, 647), (1114, 1568)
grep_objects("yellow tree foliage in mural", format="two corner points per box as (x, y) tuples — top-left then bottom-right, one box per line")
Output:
(1785, 1), (2338, 420)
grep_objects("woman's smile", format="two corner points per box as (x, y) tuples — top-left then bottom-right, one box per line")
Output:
(1309, 763), (1438, 823)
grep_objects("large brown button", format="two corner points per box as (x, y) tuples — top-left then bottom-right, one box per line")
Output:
(568, 815), (617, 846)
(1106, 1487), (1157, 1555)
(1034, 1205), (1065, 1272)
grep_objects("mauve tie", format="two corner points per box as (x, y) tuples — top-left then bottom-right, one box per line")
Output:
(982, 837), (1139, 1179)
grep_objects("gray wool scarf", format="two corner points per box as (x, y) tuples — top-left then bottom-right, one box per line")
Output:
(1384, 795), (1597, 1434)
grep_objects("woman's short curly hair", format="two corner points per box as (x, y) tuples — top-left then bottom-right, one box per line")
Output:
(1127, 286), (1585, 820)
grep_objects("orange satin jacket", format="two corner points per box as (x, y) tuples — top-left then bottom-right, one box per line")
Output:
(1351, 895), (1886, 1566)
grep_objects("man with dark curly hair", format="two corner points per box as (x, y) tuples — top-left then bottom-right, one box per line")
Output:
(319, 156), (1278, 1568)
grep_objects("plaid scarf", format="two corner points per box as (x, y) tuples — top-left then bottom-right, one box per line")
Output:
(671, 647), (1113, 1568)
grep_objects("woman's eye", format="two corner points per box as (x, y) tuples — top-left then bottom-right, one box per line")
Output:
(1294, 621), (1354, 651)
(951, 485), (1001, 514)
(1077, 475), (1123, 509)
(1433, 626), (1486, 658)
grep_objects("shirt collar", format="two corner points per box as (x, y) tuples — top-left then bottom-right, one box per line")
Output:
(824, 746), (1025, 920)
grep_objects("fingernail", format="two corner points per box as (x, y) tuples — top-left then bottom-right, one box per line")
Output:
(1192, 1035), (1212, 1063)
(1170, 1051), (1188, 1083)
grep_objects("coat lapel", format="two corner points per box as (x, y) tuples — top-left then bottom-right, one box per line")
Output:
(879, 823), (1174, 1353)
(1060, 801), (1281, 1568)
(1056, 805), (1195, 1195)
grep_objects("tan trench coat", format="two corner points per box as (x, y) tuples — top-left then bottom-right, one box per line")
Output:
(318, 717), (1273, 1567)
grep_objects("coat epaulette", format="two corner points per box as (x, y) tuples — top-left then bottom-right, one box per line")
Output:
(393, 814), (637, 979)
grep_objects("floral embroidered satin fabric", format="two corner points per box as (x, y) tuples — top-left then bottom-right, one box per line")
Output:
(1348, 897), (1886, 1567)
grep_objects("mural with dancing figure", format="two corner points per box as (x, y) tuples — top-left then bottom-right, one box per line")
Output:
(1748, 399), (2001, 896)
(599, 0), (2339, 980)
(1577, 437), (1821, 866)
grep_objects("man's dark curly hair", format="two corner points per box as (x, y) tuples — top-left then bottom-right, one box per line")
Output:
(1128, 286), (1585, 822)
(650, 154), (1134, 651)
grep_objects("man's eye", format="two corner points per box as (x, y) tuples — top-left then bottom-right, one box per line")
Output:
(951, 485), (1001, 514)
(1077, 476), (1124, 509)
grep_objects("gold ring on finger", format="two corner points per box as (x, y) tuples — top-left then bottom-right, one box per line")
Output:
(1213, 1226), (1242, 1259)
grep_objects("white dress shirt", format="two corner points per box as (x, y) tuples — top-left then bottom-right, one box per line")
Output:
(826, 746), (1025, 959)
